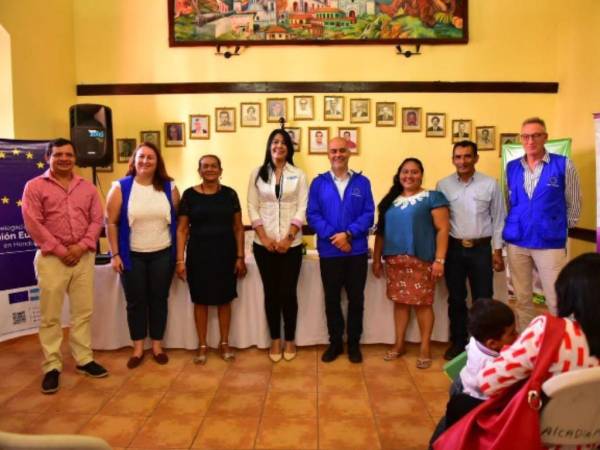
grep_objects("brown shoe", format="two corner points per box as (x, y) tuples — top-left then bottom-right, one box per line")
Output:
(152, 352), (169, 365)
(127, 354), (144, 369)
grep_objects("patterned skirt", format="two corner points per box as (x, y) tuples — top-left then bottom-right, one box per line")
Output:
(384, 254), (435, 306)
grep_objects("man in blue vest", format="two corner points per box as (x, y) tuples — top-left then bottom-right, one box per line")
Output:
(503, 117), (581, 331)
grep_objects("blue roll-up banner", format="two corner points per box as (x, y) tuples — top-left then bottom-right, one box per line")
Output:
(0, 139), (49, 341)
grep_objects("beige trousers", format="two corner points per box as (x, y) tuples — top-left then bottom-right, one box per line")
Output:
(506, 244), (567, 332)
(34, 250), (95, 373)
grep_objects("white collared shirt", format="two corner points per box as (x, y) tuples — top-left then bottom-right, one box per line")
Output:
(330, 169), (353, 199)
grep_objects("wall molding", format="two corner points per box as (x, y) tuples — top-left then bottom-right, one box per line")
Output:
(77, 81), (559, 96)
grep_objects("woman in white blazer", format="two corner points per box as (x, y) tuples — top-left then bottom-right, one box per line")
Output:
(248, 129), (308, 362)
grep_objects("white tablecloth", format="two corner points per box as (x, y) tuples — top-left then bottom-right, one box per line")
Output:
(91, 256), (508, 350)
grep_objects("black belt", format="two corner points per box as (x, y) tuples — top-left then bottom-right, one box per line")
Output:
(449, 236), (492, 248)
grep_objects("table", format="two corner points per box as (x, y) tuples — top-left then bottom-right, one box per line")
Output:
(91, 255), (508, 350)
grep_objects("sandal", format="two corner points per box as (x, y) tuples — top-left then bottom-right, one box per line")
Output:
(193, 345), (208, 365)
(416, 357), (433, 369)
(383, 349), (406, 361)
(220, 342), (235, 362)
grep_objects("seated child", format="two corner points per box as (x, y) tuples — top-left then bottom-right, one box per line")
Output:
(430, 299), (517, 445)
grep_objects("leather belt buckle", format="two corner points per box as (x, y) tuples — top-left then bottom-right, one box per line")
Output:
(461, 239), (474, 248)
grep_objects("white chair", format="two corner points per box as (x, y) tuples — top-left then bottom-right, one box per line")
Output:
(0, 431), (111, 450)
(540, 366), (600, 447)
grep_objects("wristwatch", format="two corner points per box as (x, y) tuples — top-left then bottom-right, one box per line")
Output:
(345, 230), (353, 240)
(435, 258), (445, 264)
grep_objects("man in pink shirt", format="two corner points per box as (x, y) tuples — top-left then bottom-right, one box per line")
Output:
(22, 138), (108, 394)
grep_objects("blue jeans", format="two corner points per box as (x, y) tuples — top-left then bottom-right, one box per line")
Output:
(444, 242), (494, 346)
(120, 247), (174, 341)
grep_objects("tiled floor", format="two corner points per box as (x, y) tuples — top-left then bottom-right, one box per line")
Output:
(0, 333), (451, 449)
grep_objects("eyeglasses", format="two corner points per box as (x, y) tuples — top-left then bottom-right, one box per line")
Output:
(520, 133), (546, 141)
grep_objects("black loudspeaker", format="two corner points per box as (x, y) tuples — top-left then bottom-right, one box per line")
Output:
(69, 104), (113, 167)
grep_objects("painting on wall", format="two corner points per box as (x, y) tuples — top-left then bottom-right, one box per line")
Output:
(169, 0), (468, 46)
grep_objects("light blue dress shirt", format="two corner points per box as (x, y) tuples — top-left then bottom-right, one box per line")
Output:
(436, 172), (505, 250)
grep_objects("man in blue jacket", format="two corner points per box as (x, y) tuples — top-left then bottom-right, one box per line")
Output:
(307, 137), (375, 363)
(504, 117), (581, 331)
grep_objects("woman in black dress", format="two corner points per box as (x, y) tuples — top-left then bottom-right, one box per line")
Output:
(176, 155), (246, 364)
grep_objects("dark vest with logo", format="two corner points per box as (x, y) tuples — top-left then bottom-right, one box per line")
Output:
(502, 153), (567, 249)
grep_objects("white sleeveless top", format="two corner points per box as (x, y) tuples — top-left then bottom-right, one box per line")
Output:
(113, 180), (175, 252)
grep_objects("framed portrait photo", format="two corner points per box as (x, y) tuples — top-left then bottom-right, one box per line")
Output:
(375, 102), (396, 127)
(350, 98), (370, 123)
(476, 126), (495, 150)
(267, 98), (288, 123)
(401, 107), (422, 132)
(324, 96), (344, 121)
(164, 122), (185, 147)
(425, 113), (446, 137)
(140, 130), (161, 150)
(215, 108), (236, 132)
(116, 138), (136, 163)
(285, 127), (301, 153)
(338, 127), (359, 155)
(452, 119), (473, 143)
(293, 96), (314, 120)
(308, 127), (329, 154)
(189, 114), (210, 139)
(240, 103), (261, 127)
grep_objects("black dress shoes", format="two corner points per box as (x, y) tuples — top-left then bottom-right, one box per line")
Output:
(41, 369), (60, 394)
(321, 343), (343, 362)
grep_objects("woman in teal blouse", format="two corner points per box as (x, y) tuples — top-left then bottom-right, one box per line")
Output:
(373, 158), (450, 369)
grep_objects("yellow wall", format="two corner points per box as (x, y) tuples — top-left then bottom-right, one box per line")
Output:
(0, 0), (596, 253)
(554, 0), (600, 255)
(71, 0), (563, 211)
(0, 24), (14, 138)
(0, 0), (76, 139)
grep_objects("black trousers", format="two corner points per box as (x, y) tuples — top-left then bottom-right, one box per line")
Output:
(253, 243), (303, 341)
(319, 254), (368, 346)
(120, 247), (174, 341)
(444, 242), (494, 346)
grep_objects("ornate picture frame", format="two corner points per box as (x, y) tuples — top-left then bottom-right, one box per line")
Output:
(451, 119), (472, 143)
(476, 126), (495, 150)
(350, 98), (370, 124)
(169, 0), (468, 47)
(338, 127), (359, 154)
(308, 127), (329, 154)
(240, 103), (261, 127)
(165, 122), (186, 147)
(140, 130), (161, 150)
(215, 108), (236, 132)
(266, 98), (288, 123)
(116, 138), (136, 163)
(401, 107), (422, 132)
(375, 102), (396, 127)
(324, 96), (344, 121)
(285, 127), (301, 153)
(190, 114), (211, 139)
(293, 96), (314, 120)
(425, 112), (446, 137)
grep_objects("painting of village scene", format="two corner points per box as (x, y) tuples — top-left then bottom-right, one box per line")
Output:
(169, 0), (467, 45)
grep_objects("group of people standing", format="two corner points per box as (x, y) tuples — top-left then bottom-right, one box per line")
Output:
(21, 115), (580, 395)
